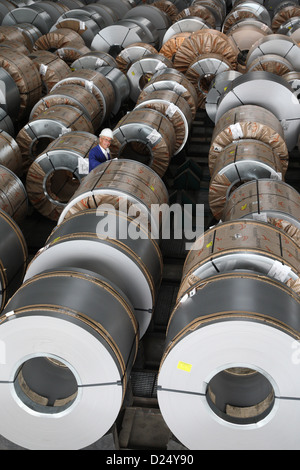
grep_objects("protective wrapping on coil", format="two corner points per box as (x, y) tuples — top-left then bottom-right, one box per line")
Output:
(0, 130), (22, 176)
(33, 28), (86, 52)
(159, 32), (191, 62)
(153, 0), (179, 22)
(29, 50), (71, 95)
(246, 53), (293, 75)
(116, 42), (158, 73)
(271, 5), (300, 32)
(0, 164), (27, 223)
(174, 5), (216, 29)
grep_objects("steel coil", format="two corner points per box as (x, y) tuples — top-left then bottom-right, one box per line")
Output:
(94, 65), (130, 116)
(0, 164), (28, 222)
(153, 0), (179, 23)
(162, 16), (210, 45)
(16, 23), (42, 52)
(222, 3), (271, 34)
(16, 104), (94, 173)
(25, 131), (97, 221)
(80, 3), (119, 27)
(192, 0), (226, 29)
(0, 129), (22, 176)
(2, 5), (54, 35)
(205, 70), (242, 122)
(159, 32), (191, 63)
(116, 42), (158, 73)
(50, 16), (101, 48)
(71, 51), (118, 70)
(271, 4), (300, 31)
(174, 5), (216, 29)
(246, 53), (294, 75)
(33, 27), (86, 52)
(29, 50), (71, 95)
(0, 267), (138, 449)
(0, 66), (20, 121)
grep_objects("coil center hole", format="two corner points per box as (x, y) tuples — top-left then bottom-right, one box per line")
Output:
(14, 357), (78, 414)
(206, 367), (275, 425)
(46, 169), (80, 203)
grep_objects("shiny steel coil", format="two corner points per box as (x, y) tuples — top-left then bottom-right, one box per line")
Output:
(282, 71), (300, 91)
(15, 23), (43, 52)
(141, 67), (198, 119)
(208, 139), (283, 219)
(25, 131), (98, 221)
(222, 2), (271, 33)
(0, 49), (42, 121)
(246, 34), (300, 72)
(25, 208), (163, 338)
(50, 69), (115, 126)
(223, 179), (300, 247)
(80, 3), (119, 26)
(135, 89), (193, 155)
(61, 7), (107, 30)
(205, 70), (242, 122)
(0, 66), (20, 121)
(173, 29), (239, 73)
(29, 83), (101, 132)
(126, 53), (173, 102)
(32, 1), (67, 25)
(174, 5), (217, 29)
(0, 129), (22, 176)
(0, 107), (14, 136)
(57, 158), (169, 239)
(159, 32), (191, 63)
(2, 5), (54, 34)
(16, 104), (94, 173)
(178, 219), (300, 299)
(93, 65), (130, 116)
(29, 50), (71, 95)
(215, 71), (300, 151)
(246, 53), (294, 75)
(157, 271), (300, 449)
(0, 164), (28, 222)
(71, 51), (118, 70)
(161, 16), (210, 45)
(50, 16), (101, 48)
(0, 207), (27, 311)
(209, 105), (289, 175)
(110, 107), (176, 177)
(0, 267), (138, 449)
(290, 23), (300, 43)
(0, 0), (15, 22)
(277, 16), (300, 34)
(93, 0), (133, 19)
(271, 4), (300, 31)
(185, 53), (233, 109)
(116, 42), (158, 73)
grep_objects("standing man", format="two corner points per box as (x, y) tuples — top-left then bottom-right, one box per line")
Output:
(89, 128), (113, 172)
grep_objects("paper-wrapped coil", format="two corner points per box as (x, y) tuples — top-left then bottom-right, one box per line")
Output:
(0, 268), (138, 449)
(174, 5), (216, 28)
(157, 272), (300, 449)
(0, 130), (22, 176)
(159, 32), (191, 62)
(153, 0), (179, 22)
(223, 179), (300, 247)
(16, 104), (94, 173)
(209, 105), (289, 175)
(0, 164), (27, 223)
(116, 42), (158, 73)
(71, 51), (118, 70)
(29, 50), (71, 95)
(25, 208), (163, 338)
(271, 5), (300, 31)
(178, 219), (300, 299)
(33, 28), (86, 52)
(25, 131), (98, 221)
(246, 53), (294, 75)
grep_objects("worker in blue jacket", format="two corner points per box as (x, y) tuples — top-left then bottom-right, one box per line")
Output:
(89, 128), (113, 172)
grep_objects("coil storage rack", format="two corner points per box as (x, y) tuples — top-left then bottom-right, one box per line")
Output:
(0, 0), (298, 452)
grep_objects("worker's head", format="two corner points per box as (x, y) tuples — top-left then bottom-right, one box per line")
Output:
(99, 128), (113, 149)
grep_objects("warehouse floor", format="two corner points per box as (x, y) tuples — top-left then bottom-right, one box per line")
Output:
(0, 107), (299, 450)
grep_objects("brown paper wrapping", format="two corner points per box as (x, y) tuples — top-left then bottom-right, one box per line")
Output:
(178, 220), (300, 299)
(0, 25), (30, 47)
(0, 131), (22, 176)
(222, 11), (258, 34)
(185, 53), (232, 108)
(33, 28), (86, 51)
(173, 29), (239, 73)
(111, 108), (176, 178)
(226, 22), (271, 54)
(16, 105), (94, 173)
(271, 6), (300, 32)
(145, 71), (198, 119)
(56, 43), (91, 65)
(0, 165), (27, 222)
(116, 43), (158, 73)
(174, 5), (216, 29)
(0, 49), (42, 120)
(159, 32), (191, 62)
(136, 89), (192, 153)
(209, 105), (289, 174)
(153, 0), (179, 22)
(209, 140), (283, 219)
(44, 131), (98, 156)
(29, 50), (71, 94)
(0, 40), (29, 55)
(247, 54), (293, 76)
(30, 83), (101, 131)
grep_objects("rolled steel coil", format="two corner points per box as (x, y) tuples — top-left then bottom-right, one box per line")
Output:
(50, 15), (101, 48)
(215, 71), (300, 151)
(0, 164), (28, 222)
(174, 5), (216, 29)
(0, 0), (15, 23)
(50, 69), (115, 126)
(141, 67), (198, 119)
(80, 3), (119, 27)
(135, 88), (192, 154)
(29, 83), (101, 132)
(29, 50), (71, 95)
(58, 7), (107, 30)
(88, 65), (130, 117)
(192, 0), (226, 29)
(16, 23), (42, 52)
(209, 105), (289, 175)
(205, 70), (242, 122)
(33, 28), (86, 52)
(93, 0), (133, 19)
(0, 129), (22, 176)
(173, 29), (239, 74)
(157, 271), (300, 449)
(271, 4), (300, 31)
(16, 104), (94, 173)
(277, 16), (300, 34)
(186, 53), (233, 109)
(123, 16), (160, 50)
(57, 158), (169, 239)
(71, 51), (118, 70)
(0, 49), (42, 121)
(178, 219), (300, 299)
(222, 3), (271, 34)
(116, 42), (158, 74)
(25, 208), (163, 338)
(110, 107), (176, 177)
(282, 71), (300, 91)
(246, 53), (294, 75)
(209, 139), (283, 219)
(0, 24), (33, 48)
(246, 34), (300, 72)
(25, 131), (98, 221)
(0, 107), (14, 136)
(223, 179), (300, 247)
(290, 23), (300, 43)
(126, 53), (173, 102)
(0, 267), (138, 449)
(0, 66), (20, 122)
(153, 0), (179, 23)
(55, 42), (91, 65)
(161, 17), (210, 46)
(33, 1), (67, 24)
(2, 5), (54, 35)
(0, 39), (30, 56)
(159, 32), (191, 63)
(0, 207), (27, 312)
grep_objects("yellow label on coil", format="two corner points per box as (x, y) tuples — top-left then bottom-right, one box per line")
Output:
(150, 185), (155, 191)
(206, 241), (213, 248)
(241, 204), (247, 210)
(177, 361), (192, 372)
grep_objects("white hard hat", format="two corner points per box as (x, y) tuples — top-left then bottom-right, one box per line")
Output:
(99, 128), (113, 139)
